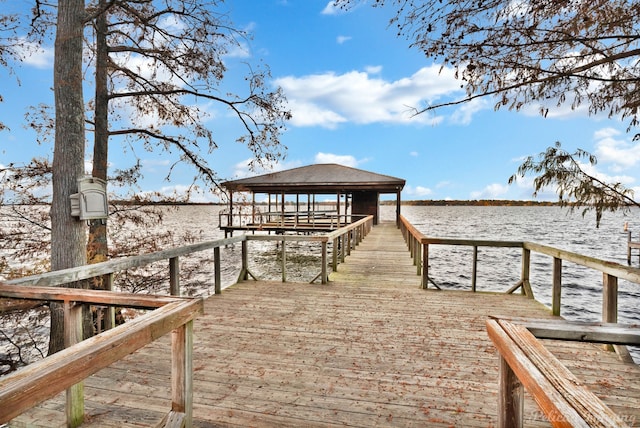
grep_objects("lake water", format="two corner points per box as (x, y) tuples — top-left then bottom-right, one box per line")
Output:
(162, 204), (640, 328)
(391, 205), (640, 325)
(2, 204), (640, 370)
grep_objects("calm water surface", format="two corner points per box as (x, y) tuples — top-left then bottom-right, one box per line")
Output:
(388, 205), (640, 326)
(168, 204), (640, 329)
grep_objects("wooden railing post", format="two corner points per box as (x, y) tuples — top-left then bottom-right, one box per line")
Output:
(603, 273), (618, 324)
(321, 240), (328, 284)
(214, 246), (221, 294)
(422, 243), (429, 289)
(415, 239), (422, 276)
(104, 273), (115, 330)
(521, 248), (533, 298)
(169, 256), (180, 296)
(332, 238), (338, 272)
(64, 301), (84, 428)
(498, 354), (523, 428)
(472, 246), (478, 292)
(281, 239), (287, 283)
(340, 234), (346, 263)
(241, 239), (249, 281)
(602, 273), (619, 353)
(171, 320), (194, 427)
(552, 258), (562, 316)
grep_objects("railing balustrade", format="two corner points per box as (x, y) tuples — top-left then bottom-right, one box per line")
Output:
(0, 215), (374, 426)
(399, 215), (640, 329)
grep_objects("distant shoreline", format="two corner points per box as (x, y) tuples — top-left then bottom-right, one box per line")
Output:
(116, 199), (563, 207)
(6, 199), (563, 207)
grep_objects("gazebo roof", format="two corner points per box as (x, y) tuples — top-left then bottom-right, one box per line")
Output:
(222, 164), (405, 194)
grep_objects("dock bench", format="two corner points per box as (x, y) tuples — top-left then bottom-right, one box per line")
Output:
(486, 318), (632, 428)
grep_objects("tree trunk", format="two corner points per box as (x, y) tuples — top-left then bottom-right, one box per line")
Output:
(89, 0), (109, 283)
(87, 1), (112, 334)
(49, 0), (87, 355)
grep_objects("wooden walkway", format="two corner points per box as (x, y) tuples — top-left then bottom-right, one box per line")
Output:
(10, 223), (640, 427)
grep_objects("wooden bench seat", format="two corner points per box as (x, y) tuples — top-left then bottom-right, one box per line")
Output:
(486, 318), (630, 428)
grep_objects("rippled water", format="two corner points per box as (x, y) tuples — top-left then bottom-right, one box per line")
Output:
(169, 204), (640, 328)
(386, 205), (640, 326)
(2, 204), (639, 371)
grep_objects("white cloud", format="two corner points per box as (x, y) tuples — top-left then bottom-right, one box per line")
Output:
(275, 66), (462, 128)
(449, 98), (489, 125)
(577, 160), (635, 186)
(410, 151), (419, 157)
(18, 41), (53, 69)
(404, 185), (433, 197)
(314, 152), (361, 167)
(470, 183), (510, 199)
(593, 127), (640, 171)
(365, 65), (382, 74)
(321, 1), (343, 15)
(336, 35), (352, 44)
(231, 158), (302, 179)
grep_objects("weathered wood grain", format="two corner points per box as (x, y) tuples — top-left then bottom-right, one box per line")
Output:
(9, 223), (640, 427)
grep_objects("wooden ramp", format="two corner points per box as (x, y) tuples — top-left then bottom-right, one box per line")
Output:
(10, 223), (640, 427)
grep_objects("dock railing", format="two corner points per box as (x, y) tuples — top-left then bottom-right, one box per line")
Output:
(0, 284), (203, 428)
(0, 215), (374, 426)
(399, 215), (640, 426)
(399, 215), (640, 328)
(219, 208), (360, 231)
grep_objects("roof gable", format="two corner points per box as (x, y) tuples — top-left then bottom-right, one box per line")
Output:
(222, 164), (405, 193)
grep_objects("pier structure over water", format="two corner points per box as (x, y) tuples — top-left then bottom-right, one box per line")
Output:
(220, 163), (405, 235)
(3, 216), (640, 426)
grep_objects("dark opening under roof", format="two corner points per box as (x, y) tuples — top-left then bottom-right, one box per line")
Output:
(222, 164), (405, 194)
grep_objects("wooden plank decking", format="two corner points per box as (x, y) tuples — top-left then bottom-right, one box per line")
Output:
(9, 223), (640, 427)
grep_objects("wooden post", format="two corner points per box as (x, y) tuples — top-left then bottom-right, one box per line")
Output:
(408, 234), (414, 258)
(471, 246), (478, 292)
(281, 192), (285, 227)
(422, 243), (429, 289)
(169, 257), (180, 296)
(332, 238), (338, 272)
(415, 239), (422, 276)
(603, 273), (618, 352)
(603, 273), (618, 323)
(321, 240), (328, 284)
(281, 239), (287, 283)
(171, 320), (194, 427)
(552, 257), (562, 316)
(64, 301), (84, 428)
(104, 272), (115, 330)
(241, 239), (249, 281)
(521, 248), (532, 297)
(336, 192), (341, 228)
(347, 231), (352, 256)
(628, 231), (632, 265)
(252, 192), (256, 225)
(214, 247), (221, 295)
(498, 355), (524, 428)
(340, 234), (346, 263)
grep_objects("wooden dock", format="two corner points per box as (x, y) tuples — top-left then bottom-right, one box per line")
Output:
(9, 223), (640, 427)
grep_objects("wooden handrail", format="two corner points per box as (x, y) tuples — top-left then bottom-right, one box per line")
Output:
(399, 215), (640, 346)
(0, 284), (203, 427)
(487, 318), (631, 427)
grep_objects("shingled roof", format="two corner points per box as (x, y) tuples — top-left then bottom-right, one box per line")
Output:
(222, 164), (406, 193)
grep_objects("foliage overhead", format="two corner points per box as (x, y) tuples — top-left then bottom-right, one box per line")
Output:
(337, 0), (640, 137)
(509, 142), (639, 226)
(83, 0), (291, 188)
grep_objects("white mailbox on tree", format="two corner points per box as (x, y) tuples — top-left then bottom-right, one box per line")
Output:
(70, 177), (108, 220)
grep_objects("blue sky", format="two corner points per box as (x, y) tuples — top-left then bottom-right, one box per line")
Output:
(1, 0), (639, 202)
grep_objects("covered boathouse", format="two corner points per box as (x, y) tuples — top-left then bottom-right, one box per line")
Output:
(220, 163), (405, 235)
